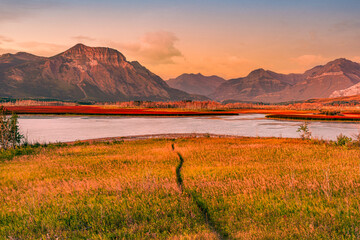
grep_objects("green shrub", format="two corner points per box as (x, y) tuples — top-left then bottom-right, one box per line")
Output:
(0, 146), (36, 161)
(0, 106), (24, 150)
(336, 134), (352, 146)
(297, 122), (312, 140)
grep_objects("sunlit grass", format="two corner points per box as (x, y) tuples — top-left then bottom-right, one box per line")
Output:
(1, 137), (360, 239)
(178, 138), (360, 239)
(0, 140), (214, 239)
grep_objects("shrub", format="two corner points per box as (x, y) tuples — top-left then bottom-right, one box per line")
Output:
(319, 110), (341, 116)
(335, 134), (352, 146)
(352, 132), (360, 144)
(297, 122), (312, 140)
(0, 106), (24, 150)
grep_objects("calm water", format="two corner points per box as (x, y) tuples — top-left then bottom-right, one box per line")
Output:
(18, 114), (360, 143)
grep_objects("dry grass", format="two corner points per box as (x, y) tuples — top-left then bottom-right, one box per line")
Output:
(1, 137), (360, 239)
(0, 140), (213, 239)
(177, 138), (360, 239)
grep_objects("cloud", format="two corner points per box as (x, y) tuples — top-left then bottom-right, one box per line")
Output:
(291, 54), (330, 67)
(351, 56), (360, 63)
(72, 35), (97, 43)
(0, 47), (18, 55)
(0, 35), (13, 44)
(153, 54), (254, 80)
(116, 31), (183, 65)
(15, 41), (67, 56)
(191, 55), (253, 79)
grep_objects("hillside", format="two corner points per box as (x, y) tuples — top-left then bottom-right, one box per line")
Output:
(0, 44), (205, 102)
(211, 58), (360, 103)
(167, 73), (225, 96)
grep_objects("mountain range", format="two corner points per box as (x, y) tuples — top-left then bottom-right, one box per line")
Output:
(1, 44), (360, 103)
(0, 44), (205, 102)
(166, 73), (225, 96)
(210, 58), (360, 103)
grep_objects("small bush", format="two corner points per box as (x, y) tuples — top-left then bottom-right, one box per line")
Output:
(335, 134), (352, 146)
(0, 146), (37, 161)
(112, 139), (124, 144)
(73, 141), (90, 146)
(0, 106), (24, 150)
(297, 122), (312, 140)
(352, 132), (360, 146)
(319, 110), (341, 116)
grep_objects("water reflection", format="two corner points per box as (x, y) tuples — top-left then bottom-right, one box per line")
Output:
(18, 114), (360, 143)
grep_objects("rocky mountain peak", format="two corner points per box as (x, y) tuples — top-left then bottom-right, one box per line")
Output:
(305, 58), (360, 77)
(57, 43), (127, 64)
(247, 68), (271, 79)
(166, 73), (225, 96)
(0, 44), (204, 102)
(329, 58), (352, 65)
(0, 51), (42, 60)
(325, 58), (357, 70)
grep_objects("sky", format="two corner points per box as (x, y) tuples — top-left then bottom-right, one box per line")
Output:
(1, 0), (360, 79)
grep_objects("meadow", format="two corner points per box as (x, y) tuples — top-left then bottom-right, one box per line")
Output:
(1, 137), (360, 239)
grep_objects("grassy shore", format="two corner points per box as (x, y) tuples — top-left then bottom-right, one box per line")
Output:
(1, 137), (360, 239)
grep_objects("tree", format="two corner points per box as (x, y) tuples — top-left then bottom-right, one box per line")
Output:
(0, 107), (10, 150)
(297, 122), (312, 140)
(0, 106), (23, 150)
(9, 112), (23, 148)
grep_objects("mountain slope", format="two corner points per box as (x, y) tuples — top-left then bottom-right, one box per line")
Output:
(330, 82), (360, 98)
(0, 44), (205, 101)
(253, 58), (360, 102)
(166, 73), (225, 96)
(0, 52), (45, 72)
(210, 69), (303, 101)
(212, 58), (360, 103)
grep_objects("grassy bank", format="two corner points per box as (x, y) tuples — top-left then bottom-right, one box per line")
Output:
(266, 113), (360, 121)
(1, 138), (360, 239)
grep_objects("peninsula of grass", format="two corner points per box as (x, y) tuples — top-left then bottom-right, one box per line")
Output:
(266, 113), (360, 121)
(1, 137), (360, 239)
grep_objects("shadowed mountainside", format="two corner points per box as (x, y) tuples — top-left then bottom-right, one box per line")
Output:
(167, 73), (225, 96)
(211, 58), (360, 103)
(0, 44), (206, 102)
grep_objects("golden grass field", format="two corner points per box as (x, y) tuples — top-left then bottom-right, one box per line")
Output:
(1, 137), (360, 239)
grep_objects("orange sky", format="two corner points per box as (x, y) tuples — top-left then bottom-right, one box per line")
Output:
(1, 0), (360, 80)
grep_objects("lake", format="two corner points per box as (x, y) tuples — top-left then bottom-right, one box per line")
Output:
(18, 114), (360, 143)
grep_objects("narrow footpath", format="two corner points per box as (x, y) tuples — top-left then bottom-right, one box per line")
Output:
(172, 143), (228, 240)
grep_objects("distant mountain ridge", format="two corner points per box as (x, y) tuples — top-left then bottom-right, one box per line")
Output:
(166, 73), (225, 96)
(1, 44), (360, 103)
(211, 58), (360, 103)
(0, 44), (206, 102)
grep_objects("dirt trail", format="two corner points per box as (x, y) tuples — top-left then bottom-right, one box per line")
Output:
(172, 144), (228, 240)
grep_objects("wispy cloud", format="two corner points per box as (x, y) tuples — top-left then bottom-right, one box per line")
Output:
(0, 35), (13, 44)
(291, 54), (330, 67)
(72, 35), (97, 43)
(352, 56), (360, 63)
(0, 47), (18, 55)
(189, 55), (253, 79)
(115, 31), (183, 65)
(15, 41), (67, 56)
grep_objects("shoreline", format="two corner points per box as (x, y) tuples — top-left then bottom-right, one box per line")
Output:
(65, 133), (270, 144)
(266, 114), (360, 122)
